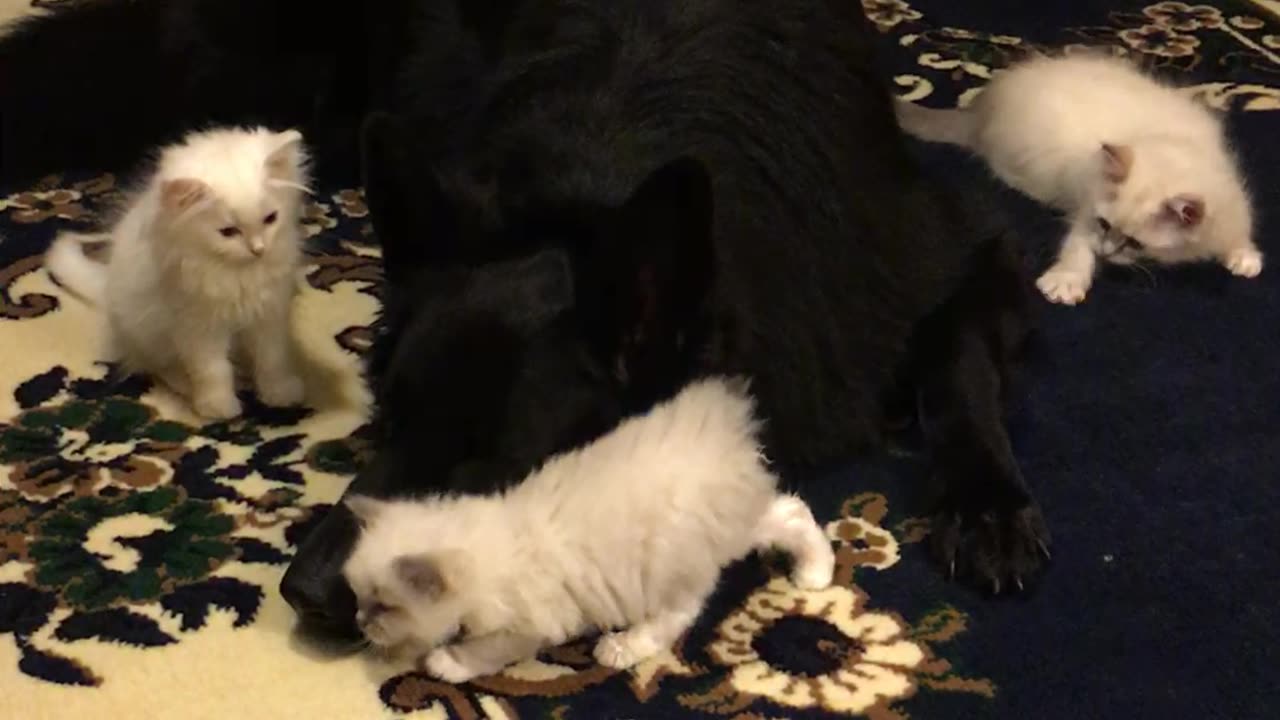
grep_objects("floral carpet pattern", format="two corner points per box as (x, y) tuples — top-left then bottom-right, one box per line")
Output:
(2, 1), (1279, 719)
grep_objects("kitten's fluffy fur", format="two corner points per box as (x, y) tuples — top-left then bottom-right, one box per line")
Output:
(45, 126), (311, 418)
(342, 377), (835, 682)
(897, 52), (1261, 305)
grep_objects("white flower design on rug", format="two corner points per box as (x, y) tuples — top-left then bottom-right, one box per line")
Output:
(708, 578), (926, 713)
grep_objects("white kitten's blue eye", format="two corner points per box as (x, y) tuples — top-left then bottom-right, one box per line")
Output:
(218, 226), (241, 238)
(263, 211), (278, 225)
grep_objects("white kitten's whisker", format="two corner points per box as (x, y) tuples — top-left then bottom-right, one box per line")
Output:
(1128, 261), (1158, 289)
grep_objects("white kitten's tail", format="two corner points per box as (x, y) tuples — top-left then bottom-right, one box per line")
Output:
(755, 495), (835, 590)
(45, 231), (109, 305)
(894, 100), (977, 148)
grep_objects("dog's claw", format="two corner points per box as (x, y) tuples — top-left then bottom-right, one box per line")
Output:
(929, 503), (1049, 595)
(1038, 540), (1052, 560)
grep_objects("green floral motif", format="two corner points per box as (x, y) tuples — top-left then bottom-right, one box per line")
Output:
(305, 434), (371, 475)
(0, 398), (190, 500)
(27, 486), (235, 610)
(0, 490), (33, 564)
(1, 400), (97, 463)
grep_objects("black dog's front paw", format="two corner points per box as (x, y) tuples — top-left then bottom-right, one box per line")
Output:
(930, 501), (1051, 594)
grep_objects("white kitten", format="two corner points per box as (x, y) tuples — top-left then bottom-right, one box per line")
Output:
(341, 377), (835, 683)
(896, 52), (1261, 305)
(45, 126), (310, 419)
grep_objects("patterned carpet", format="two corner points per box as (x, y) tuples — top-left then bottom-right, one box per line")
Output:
(1, 1), (1278, 718)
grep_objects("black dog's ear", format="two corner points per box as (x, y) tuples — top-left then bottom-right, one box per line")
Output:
(360, 112), (459, 283)
(594, 156), (715, 393)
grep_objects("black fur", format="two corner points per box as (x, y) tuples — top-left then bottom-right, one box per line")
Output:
(0, 0), (402, 185)
(1, 0), (1050, 638)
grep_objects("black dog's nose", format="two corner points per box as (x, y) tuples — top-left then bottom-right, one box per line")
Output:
(279, 503), (364, 641)
(279, 562), (362, 641)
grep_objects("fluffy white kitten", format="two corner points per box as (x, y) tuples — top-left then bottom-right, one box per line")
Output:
(342, 377), (835, 683)
(45, 126), (310, 418)
(896, 52), (1261, 305)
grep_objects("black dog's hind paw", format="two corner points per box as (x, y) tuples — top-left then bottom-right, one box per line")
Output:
(930, 502), (1051, 594)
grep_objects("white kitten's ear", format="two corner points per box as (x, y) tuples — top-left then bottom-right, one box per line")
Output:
(160, 178), (210, 212)
(393, 551), (467, 598)
(344, 495), (385, 530)
(1165, 194), (1205, 227)
(1100, 143), (1134, 183)
(265, 129), (306, 183)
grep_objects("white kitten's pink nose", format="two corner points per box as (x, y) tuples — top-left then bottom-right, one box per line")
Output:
(249, 239), (265, 256)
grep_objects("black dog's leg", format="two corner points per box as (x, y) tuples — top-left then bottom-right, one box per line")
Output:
(917, 327), (1050, 592)
(910, 237), (1050, 593)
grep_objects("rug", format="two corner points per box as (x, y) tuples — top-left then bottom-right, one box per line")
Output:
(1, 1), (1278, 718)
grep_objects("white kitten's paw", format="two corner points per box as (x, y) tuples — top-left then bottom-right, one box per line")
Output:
(192, 391), (242, 420)
(1224, 248), (1263, 278)
(258, 373), (306, 407)
(1036, 269), (1091, 305)
(422, 646), (478, 684)
(593, 630), (662, 670)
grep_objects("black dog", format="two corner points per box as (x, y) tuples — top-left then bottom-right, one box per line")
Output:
(284, 0), (1050, 636)
(0, 0), (1049, 640)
